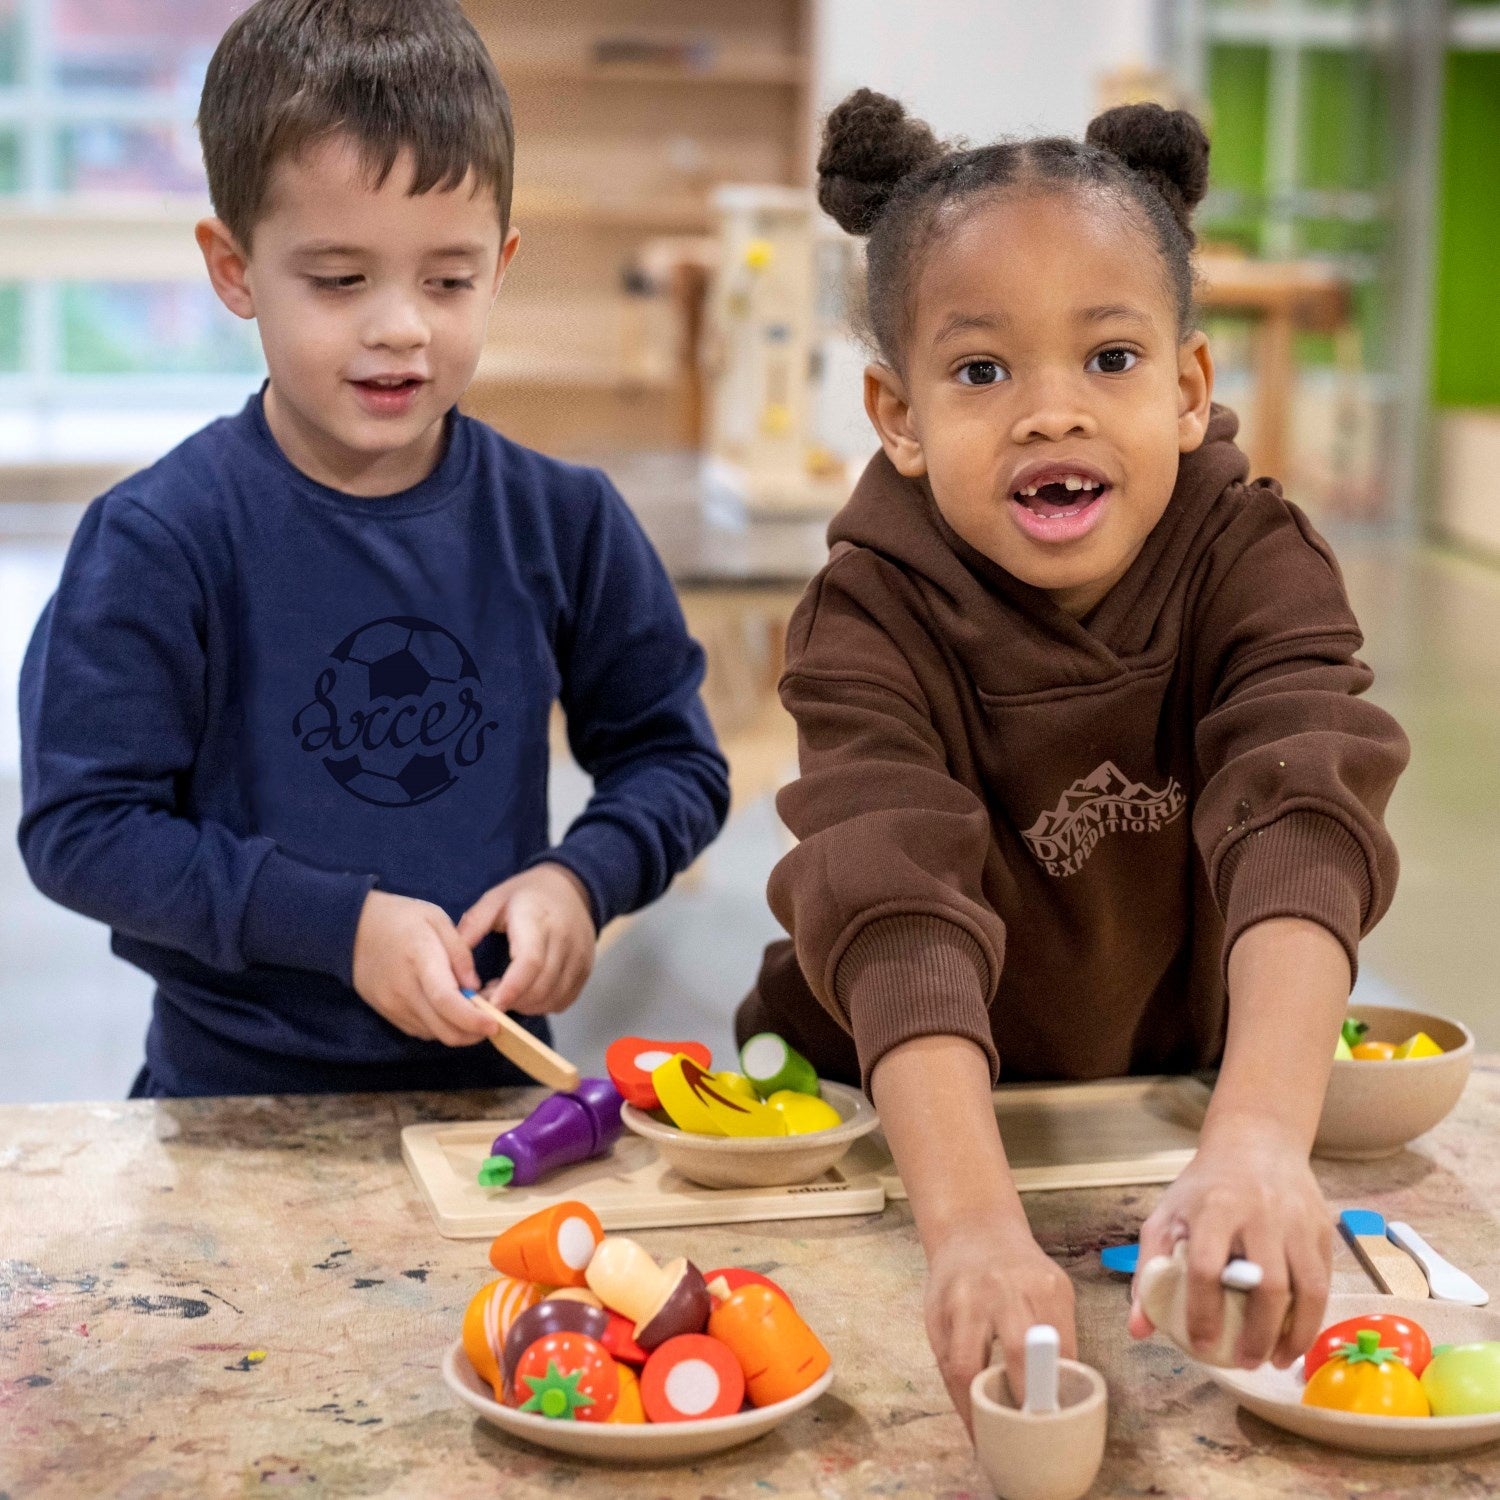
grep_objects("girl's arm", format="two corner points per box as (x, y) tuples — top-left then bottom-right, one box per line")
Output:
(872, 1033), (1074, 1430)
(1130, 915), (1346, 1366)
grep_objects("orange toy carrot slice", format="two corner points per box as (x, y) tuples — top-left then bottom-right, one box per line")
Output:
(640, 1333), (745, 1422)
(488, 1201), (604, 1288)
(708, 1282), (830, 1406)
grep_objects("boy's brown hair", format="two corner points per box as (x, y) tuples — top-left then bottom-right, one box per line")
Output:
(198, 0), (514, 247)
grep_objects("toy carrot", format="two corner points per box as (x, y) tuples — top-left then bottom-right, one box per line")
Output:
(488, 1200), (604, 1288)
(708, 1282), (830, 1406)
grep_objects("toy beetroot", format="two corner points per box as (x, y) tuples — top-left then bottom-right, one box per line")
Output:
(478, 1077), (624, 1188)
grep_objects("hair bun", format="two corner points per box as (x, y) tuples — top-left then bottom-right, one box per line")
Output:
(816, 88), (945, 236)
(1085, 103), (1209, 242)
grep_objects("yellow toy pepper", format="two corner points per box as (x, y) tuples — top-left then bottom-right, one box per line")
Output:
(1395, 1031), (1444, 1060)
(765, 1089), (842, 1135)
(651, 1054), (787, 1137)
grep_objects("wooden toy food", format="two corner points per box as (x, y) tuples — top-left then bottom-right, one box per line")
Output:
(704, 1267), (791, 1303)
(651, 1054), (787, 1137)
(462, 1276), (543, 1398)
(1340, 1015), (1445, 1062)
(600, 1309), (649, 1366)
(1353, 1040), (1399, 1061)
(739, 1032), (820, 1097)
(1305, 1312), (1432, 1379)
(478, 1077), (625, 1187)
(1395, 1031), (1444, 1060)
(513, 1330), (620, 1422)
(708, 1281), (830, 1406)
(1301, 1329), (1430, 1416)
(489, 1200), (604, 1287)
(608, 1361), (646, 1423)
(1420, 1342), (1500, 1416)
(1137, 1241), (1272, 1368)
(502, 1298), (610, 1400)
(640, 1333), (746, 1422)
(710, 1071), (761, 1105)
(584, 1237), (712, 1349)
(764, 1089), (842, 1134)
(606, 1036), (712, 1111)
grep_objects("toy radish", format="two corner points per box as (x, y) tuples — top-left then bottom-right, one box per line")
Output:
(640, 1333), (745, 1421)
(606, 1036), (711, 1110)
(488, 1200), (604, 1287)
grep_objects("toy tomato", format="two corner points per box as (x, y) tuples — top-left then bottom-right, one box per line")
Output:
(606, 1037), (711, 1110)
(1301, 1329), (1430, 1417)
(513, 1331), (620, 1422)
(1304, 1313), (1432, 1379)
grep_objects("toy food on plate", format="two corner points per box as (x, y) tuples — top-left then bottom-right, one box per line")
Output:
(1301, 1329), (1430, 1417)
(606, 1036), (712, 1111)
(462, 1277), (543, 1397)
(640, 1333), (746, 1422)
(1304, 1313), (1432, 1379)
(739, 1032), (819, 1096)
(1420, 1342), (1500, 1416)
(765, 1089), (842, 1134)
(651, 1053), (788, 1137)
(460, 1204), (832, 1425)
(478, 1077), (624, 1188)
(1340, 1016), (1445, 1061)
(708, 1281), (831, 1406)
(501, 1298), (610, 1400)
(488, 1200), (603, 1287)
(513, 1331), (620, 1422)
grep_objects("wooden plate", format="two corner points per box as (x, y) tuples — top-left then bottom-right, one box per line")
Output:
(443, 1341), (835, 1462)
(1206, 1295), (1500, 1455)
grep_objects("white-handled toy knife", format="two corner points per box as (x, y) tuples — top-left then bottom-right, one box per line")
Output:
(1386, 1221), (1489, 1305)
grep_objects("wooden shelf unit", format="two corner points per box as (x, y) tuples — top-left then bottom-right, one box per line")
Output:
(461, 0), (818, 455)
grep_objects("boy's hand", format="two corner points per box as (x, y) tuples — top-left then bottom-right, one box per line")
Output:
(457, 862), (596, 1016)
(1129, 1118), (1333, 1369)
(351, 889), (495, 1046)
(927, 1218), (1077, 1428)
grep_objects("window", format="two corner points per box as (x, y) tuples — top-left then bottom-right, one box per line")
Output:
(0, 0), (263, 466)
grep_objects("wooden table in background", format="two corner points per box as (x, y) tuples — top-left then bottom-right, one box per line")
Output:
(5, 1065), (1500, 1497)
(1197, 255), (1352, 484)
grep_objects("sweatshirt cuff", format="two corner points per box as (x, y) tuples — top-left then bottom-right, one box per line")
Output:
(525, 819), (645, 932)
(241, 848), (377, 985)
(1216, 810), (1371, 983)
(833, 914), (998, 1092)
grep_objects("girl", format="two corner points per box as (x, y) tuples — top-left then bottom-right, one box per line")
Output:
(737, 91), (1409, 1425)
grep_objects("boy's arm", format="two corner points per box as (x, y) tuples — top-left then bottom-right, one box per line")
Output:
(528, 473), (730, 931)
(19, 494), (372, 982)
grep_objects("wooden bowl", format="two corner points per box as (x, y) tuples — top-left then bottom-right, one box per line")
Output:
(443, 1341), (834, 1462)
(619, 1080), (879, 1189)
(1206, 1295), (1500, 1455)
(1313, 1003), (1474, 1160)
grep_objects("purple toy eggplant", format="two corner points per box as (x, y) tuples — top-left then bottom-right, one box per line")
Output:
(477, 1077), (625, 1188)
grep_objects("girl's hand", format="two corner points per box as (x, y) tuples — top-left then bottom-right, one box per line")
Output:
(1129, 1116), (1332, 1369)
(457, 862), (597, 1016)
(926, 1218), (1076, 1430)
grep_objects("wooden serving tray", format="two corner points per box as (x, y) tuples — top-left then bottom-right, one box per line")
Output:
(401, 1117), (886, 1239)
(402, 1075), (1209, 1238)
(845, 1074), (1211, 1199)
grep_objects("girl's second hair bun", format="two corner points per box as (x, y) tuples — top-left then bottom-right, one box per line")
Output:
(816, 87), (945, 236)
(1085, 102), (1210, 239)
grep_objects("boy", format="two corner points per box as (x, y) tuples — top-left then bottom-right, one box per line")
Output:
(18, 0), (729, 1097)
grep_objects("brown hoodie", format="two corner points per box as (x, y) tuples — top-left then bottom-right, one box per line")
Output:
(738, 407), (1409, 1090)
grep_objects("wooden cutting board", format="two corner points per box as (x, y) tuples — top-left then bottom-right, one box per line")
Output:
(401, 1117), (886, 1239)
(846, 1074), (1211, 1198)
(402, 1075), (1209, 1238)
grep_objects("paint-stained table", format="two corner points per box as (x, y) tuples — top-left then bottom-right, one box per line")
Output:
(5, 1067), (1500, 1499)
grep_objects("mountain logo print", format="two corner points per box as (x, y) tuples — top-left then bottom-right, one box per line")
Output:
(1022, 760), (1185, 877)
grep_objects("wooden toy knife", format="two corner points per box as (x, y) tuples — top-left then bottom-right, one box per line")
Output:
(1339, 1209), (1429, 1299)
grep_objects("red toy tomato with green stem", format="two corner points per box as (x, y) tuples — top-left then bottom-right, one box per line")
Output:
(1304, 1313), (1432, 1379)
(512, 1331), (620, 1422)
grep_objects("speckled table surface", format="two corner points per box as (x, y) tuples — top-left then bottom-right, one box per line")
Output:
(4, 1067), (1500, 1499)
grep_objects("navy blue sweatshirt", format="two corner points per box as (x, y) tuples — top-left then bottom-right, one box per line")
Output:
(18, 390), (729, 1097)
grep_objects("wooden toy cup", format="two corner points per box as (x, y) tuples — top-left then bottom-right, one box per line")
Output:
(969, 1358), (1107, 1500)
